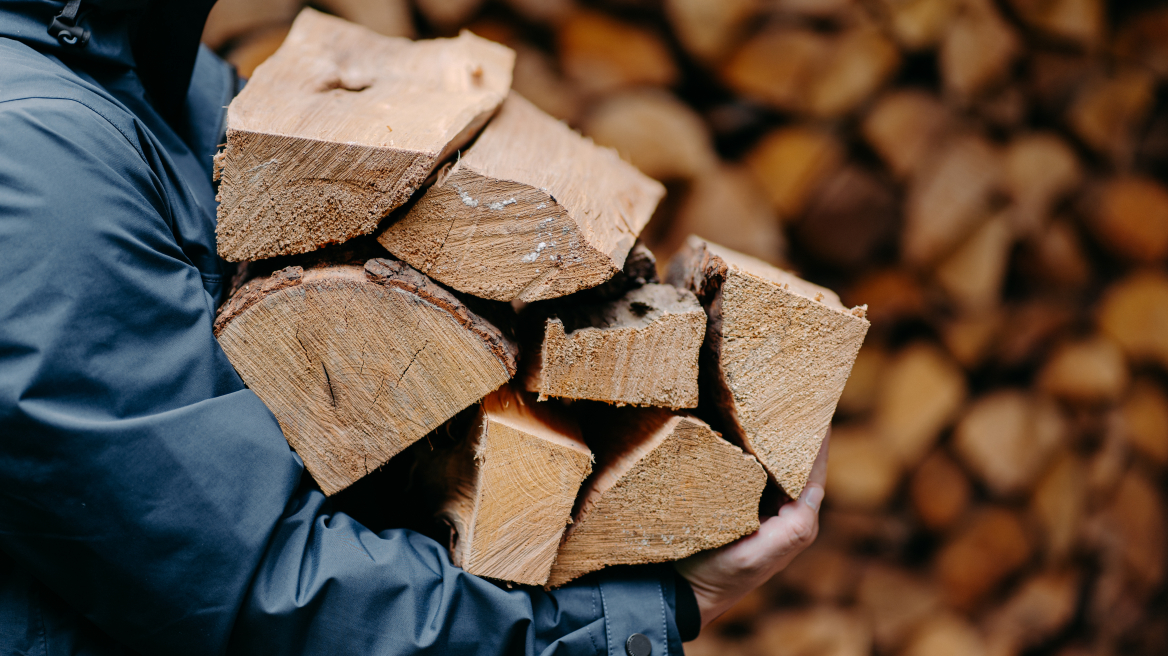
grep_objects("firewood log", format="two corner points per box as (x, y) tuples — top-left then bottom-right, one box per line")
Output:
(911, 450), (972, 531)
(1030, 452), (1086, 562)
(202, 0), (304, 50)
(844, 269), (927, 327)
(862, 90), (954, 181)
(874, 343), (967, 467)
(995, 300), (1076, 369)
(794, 165), (899, 269)
(557, 10), (678, 95)
(1098, 271), (1168, 370)
(751, 607), (873, 656)
(667, 236), (869, 497)
(837, 343), (888, 415)
(214, 8), (514, 261)
(313, 0), (414, 37)
(1006, 0), (1103, 48)
(745, 125), (845, 222)
(378, 93), (663, 302)
(222, 24), (291, 79)
(581, 89), (718, 182)
(1002, 133), (1082, 235)
(1037, 336), (1130, 404)
(415, 0), (484, 31)
(1114, 7), (1168, 79)
(824, 424), (902, 511)
(426, 385), (592, 586)
(878, 0), (958, 51)
(903, 133), (1002, 266)
(1118, 379), (1168, 467)
(941, 311), (1003, 369)
(939, 0), (1021, 102)
(511, 43), (582, 123)
(664, 0), (760, 63)
(936, 508), (1033, 609)
(856, 564), (942, 653)
(1088, 470), (1166, 591)
(951, 390), (1068, 497)
(1086, 176), (1168, 264)
(522, 283), (705, 408)
(214, 258), (517, 495)
(1018, 220), (1093, 290)
(934, 210), (1013, 311)
(1067, 69), (1155, 165)
(902, 614), (988, 656)
(545, 408), (766, 587)
(984, 569), (1082, 656)
(778, 545), (858, 602)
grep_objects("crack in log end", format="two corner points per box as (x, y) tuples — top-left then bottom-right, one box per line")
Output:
(395, 344), (428, 389)
(322, 363), (338, 409)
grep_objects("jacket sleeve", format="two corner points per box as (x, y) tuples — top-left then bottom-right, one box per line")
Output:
(0, 98), (687, 656)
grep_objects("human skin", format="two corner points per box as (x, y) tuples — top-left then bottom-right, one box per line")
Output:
(675, 433), (829, 628)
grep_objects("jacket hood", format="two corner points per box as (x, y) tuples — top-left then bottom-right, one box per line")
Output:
(0, 0), (218, 121)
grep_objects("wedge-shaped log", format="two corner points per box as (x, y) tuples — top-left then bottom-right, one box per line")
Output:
(215, 8), (514, 262)
(523, 283), (705, 409)
(214, 258), (516, 495)
(546, 408), (765, 587)
(428, 386), (592, 586)
(667, 236), (870, 498)
(378, 93), (664, 302)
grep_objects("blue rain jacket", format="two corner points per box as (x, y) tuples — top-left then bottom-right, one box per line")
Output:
(0, 1), (695, 654)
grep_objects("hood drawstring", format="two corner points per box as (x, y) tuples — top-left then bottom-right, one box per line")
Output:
(49, 0), (89, 47)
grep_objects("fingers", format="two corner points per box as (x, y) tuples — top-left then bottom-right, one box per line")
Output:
(798, 430), (830, 512)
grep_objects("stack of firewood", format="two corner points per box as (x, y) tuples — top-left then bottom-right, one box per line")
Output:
(204, 0), (1168, 653)
(210, 8), (868, 590)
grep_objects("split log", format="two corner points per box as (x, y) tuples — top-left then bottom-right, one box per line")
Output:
(951, 390), (1068, 497)
(522, 283), (706, 408)
(546, 408), (766, 587)
(911, 450), (972, 531)
(1086, 428), (1128, 500)
(903, 614), (988, 656)
(745, 126), (845, 222)
(844, 269), (927, 327)
(995, 300), (1076, 369)
(1114, 7), (1168, 79)
(1090, 470), (1167, 591)
(862, 90), (954, 181)
(779, 545), (859, 602)
(214, 8), (514, 262)
(974, 83), (1028, 130)
(1027, 48), (1102, 115)
(1087, 176), (1168, 264)
(934, 210), (1013, 311)
(856, 564), (942, 653)
(500, 0), (573, 24)
(415, 0), (484, 31)
(201, 0), (304, 50)
(378, 93), (664, 303)
(936, 507), (1033, 609)
(903, 133), (1002, 266)
(837, 343), (888, 415)
(878, 0), (958, 51)
(222, 24), (291, 79)
(213, 258), (517, 495)
(580, 88), (718, 182)
(794, 165), (900, 269)
(941, 311), (1003, 369)
(657, 163), (786, 266)
(1098, 271), (1168, 370)
(939, 0), (1022, 102)
(666, 237), (870, 497)
(664, 0), (760, 63)
(557, 10), (678, 95)
(1029, 451), (1086, 562)
(1002, 133), (1082, 235)
(824, 424), (902, 511)
(1037, 336), (1130, 404)
(1119, 379), (1168, 467)
(313, 0), (414, 37)
(510, 43), (582, 123)
(1067, 69), (1155, 165)
(1006, 0), (1103, 48)
(874, 343), (967, 467)
(428, 385), (592, 586)
(751, 607), (873, 656)
(1018, 220), (1093, 290)
(984, 570), (1082, 656)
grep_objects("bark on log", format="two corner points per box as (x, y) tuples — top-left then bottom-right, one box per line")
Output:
(377, 93), (664, 302)
(429, 385), (592, 586)
(546, 408), (766, 587)
(667, 236), (869, 497)
(522, 283), (706, 409)
(214, 257), (517, 495)
(215, 8), (514, 261)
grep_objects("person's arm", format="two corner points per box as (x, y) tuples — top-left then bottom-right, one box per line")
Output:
(0, 96), (686, 656)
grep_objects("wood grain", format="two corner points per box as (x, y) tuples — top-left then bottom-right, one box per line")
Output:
(215, 8), (514, 261)
(378, 93), (663, 302)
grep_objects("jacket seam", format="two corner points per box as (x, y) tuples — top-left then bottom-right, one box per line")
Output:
(0, 95), (147, 165)
(598, 581), (614, 656)
(656, 579), (669, 656)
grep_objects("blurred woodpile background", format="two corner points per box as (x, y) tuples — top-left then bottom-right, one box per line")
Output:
(204, 0), (1168, 654)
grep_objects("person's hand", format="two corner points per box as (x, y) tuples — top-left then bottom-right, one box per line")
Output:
(674, 432), (829, 629)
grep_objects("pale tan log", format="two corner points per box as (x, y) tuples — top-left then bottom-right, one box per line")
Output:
(378, 93), (663, 303)
(952, 390), (1068, 497)
(430, 385), (592, 586)
(934, 210), (1013, 311)
(936, 508), (1033, 609)
(1087, 176), (1168, 264)
(202, 0), (305, 50)
(902, 614), (989, 656)
(1037, 336), (1130, 404)
(313, 0), (414, 37)
(664, 0), (760, 63)
(1067, 69), (1155, 164)
(215, 9), (514, 262)
(824, 424), (902, 511)
(911, 450), (971, 531)
(546, 409), (765, 587)
(856, 564), (942, 653)
(862, 90), (954, 181)
(1007, 0), (1103, 48)
(874, 343), (967, 467)
(778, 545), (858, 602)
(903, 133), (1002, 266)
(523, 283), (705, 409)
(745, 126), (845, 221)
(939, 0), (1022, 102)
(415, 0), (484, 30)
(214, 258), (516, 495)
(581, 89), (717, 182)
(511, 44), (582, 123)
(1089, 470), (1167, 590)
(667, 236), (869, 497)
(1029, 451), (1086, 561)
(557, 10), (678, 95)
(1002, 133), (1082, 235)
(751, 607), (873, 656)
(941, 311), (1003, 369)
(844, 269), (927, 326)
(984, 570), (1082, 656)
(1118, 379), (1168, 466)
(1098, 271), (1168, 370)
(837, 343), (888, 415)
(878, 0), (959, 50)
